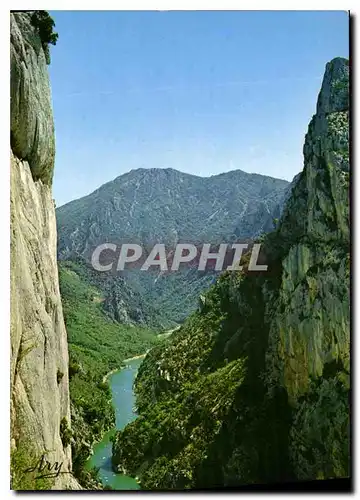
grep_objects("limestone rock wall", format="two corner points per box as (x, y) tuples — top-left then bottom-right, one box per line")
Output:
(265, 57), (350, 401)
(10, 12), (80, 490)
(11, 12), (55, 185)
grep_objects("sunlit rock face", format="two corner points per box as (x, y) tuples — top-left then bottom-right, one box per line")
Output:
(10, 12), (80, 490)
(10, 12), (55, 185)
(266, 57), (350, 401)
(266, 57), (350, 481)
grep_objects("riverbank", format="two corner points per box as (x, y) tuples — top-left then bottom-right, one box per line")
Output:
(102, 352), (148, 384)
(102, 368), (119, 384)
(87, 357), (144, 490)
(88, 327), (181, 489)
(122, 352), (148, 363)
(157, 325), (180, 340)
(102, 326), (180, 383)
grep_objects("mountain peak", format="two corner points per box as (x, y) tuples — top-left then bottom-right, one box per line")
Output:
(317, 57), (349, 115)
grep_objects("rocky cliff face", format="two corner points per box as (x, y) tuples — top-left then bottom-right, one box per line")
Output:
(10, 12), (80, 490)
(112, 58), (350, 488)
(266, 57), (350, 401)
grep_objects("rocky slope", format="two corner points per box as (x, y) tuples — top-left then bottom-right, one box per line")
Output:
(59, 257), (173, 328)
(112, 57), (350, 488)
(10, 12), (80, 490)
(56, 168), (289, 323)
(56, 168), (289, 258)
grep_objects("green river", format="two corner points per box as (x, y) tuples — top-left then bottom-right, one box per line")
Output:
(86, 356), (144, 490)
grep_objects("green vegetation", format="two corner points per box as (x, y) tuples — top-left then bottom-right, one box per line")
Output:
(30, 11), (58, 64)
(60, 256), (171, 328)
(59, 259), (160, 488)
(56, 369), (64, 384)
(11, 443), (53, 491)
(60, 417), (72, 448)
(290, 375), (350, 480)
(113, 235), (350, 488)
(112, 58), (350, 488)
(112, 266), (295, 488)
(332, 77), (349, 94)
(126, 268), (214, 325)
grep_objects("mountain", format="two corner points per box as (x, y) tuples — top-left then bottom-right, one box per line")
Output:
(57, 168), (289, 253)
(56, 168), (289, 323)
(10, 12), (80, 490)
(111, 57), (350, 488)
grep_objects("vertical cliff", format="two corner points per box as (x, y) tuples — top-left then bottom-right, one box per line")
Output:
(265, 57), (350, 398)
(112, 58), (350, 488)
(10, 12), (80, 490)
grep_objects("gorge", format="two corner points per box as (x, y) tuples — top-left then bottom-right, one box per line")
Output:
(111, 57), (350, 489)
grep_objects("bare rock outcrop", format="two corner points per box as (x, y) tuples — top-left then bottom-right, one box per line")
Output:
(10, 12), (80, 490)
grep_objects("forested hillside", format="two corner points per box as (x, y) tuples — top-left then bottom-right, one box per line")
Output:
(59, 260), (160, 487)
(112, 57), (350, 489)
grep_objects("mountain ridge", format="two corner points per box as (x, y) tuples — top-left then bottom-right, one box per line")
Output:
(56, 166), (290, 323)
(57, 167), (290, 210)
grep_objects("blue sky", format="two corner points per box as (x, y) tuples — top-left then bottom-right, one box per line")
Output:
(48, 10), (349, 207)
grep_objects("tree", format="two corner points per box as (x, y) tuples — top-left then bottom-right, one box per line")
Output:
(30, 11), (58, 64)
